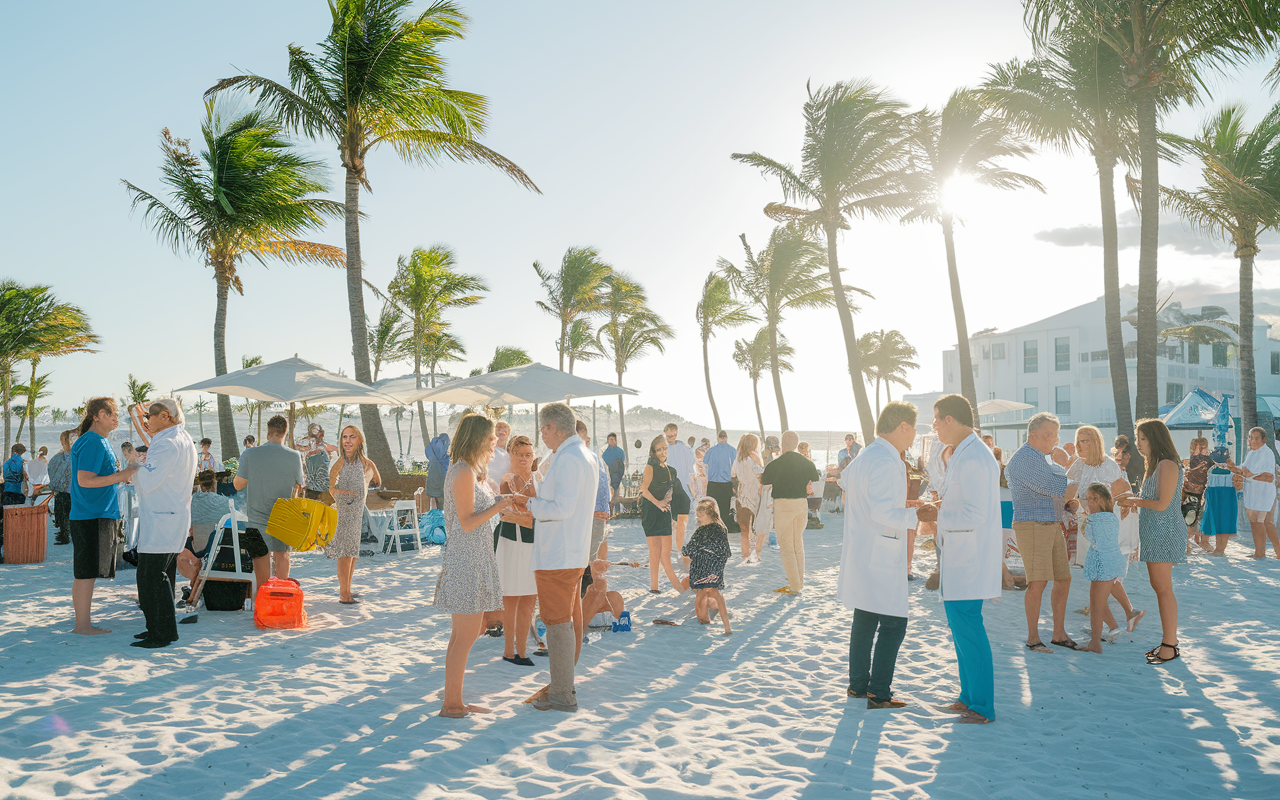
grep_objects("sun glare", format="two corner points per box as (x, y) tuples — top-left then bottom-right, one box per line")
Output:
(940, 175), (983, 215)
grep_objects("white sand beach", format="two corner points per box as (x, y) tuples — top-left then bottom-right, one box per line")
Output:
(2, 514), (1278, 799)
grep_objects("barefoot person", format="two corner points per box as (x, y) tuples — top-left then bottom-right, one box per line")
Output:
(1117, 418), (1186, 665)
(639, 436), (683, 593)
(1006, 412), (1078, 653)
(435, 414), (512, 718)
(516, 403), (598, 713)
(328, 426), (381, 605)
(838, 402), (937, 710)
(1079, 484), (1126, 654)
(732, 434), (764, 561)
(933, 394), (1001, 724)
(69, 397), (138, 635)
(1238, 427), (1279, 558)
(681, 498), (733, 635)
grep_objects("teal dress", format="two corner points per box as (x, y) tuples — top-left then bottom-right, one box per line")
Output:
(641, 457), (676, 538)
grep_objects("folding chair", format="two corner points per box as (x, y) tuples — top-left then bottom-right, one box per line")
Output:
(189, 510), (258, 611)
(380, 500), (423, 555)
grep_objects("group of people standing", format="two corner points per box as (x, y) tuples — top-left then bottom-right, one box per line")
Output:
(838, 393), (1205, 725)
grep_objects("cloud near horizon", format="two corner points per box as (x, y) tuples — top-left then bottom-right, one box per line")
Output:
(1035, 210), (1280, 260)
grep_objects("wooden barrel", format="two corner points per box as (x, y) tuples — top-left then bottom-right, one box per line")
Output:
(3, 503), (49, 564)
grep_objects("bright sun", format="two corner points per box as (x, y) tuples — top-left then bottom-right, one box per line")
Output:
(940, 175), (984, 215)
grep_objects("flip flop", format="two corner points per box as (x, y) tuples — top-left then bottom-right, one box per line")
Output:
(1051, 637), (1084, 651)
(1126, 609), (1146, 633)
(1026, 641), (1053, 654)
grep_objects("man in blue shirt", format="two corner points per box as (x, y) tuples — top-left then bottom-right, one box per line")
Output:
(704, 431), (738, 533)
(1005, 412), (1074, 653)
(3, 443), (27, 506)
(602, 433), (627, 516)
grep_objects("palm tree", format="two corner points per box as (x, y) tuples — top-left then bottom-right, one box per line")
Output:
(560, 319), (601, 374)
(124, 374), (155, 441)
(389, 245), (486, 443)
(190, 397), (212, 438)
(419, 326), (468, 438)
(123, 103), (344, 462)
(0, 282), (98, 446)
(207, 0), (539, 474)
(696, 272), (755, 433)
(1025, 0), (1280, 419)
(534, 247), (612, 371)
(596, 275), (671, 469)
(720, 226), (846, 431)
(487, 346), (533, 372)
(1162, 103), (1280, 433)
(733, 79), (912, 443)
(13, 371), (50, 446)
(369, 300), (409, 382)
(978, 27), (1148, 464)
(900, 90), (1044, 411)
(734, 328), (794, 444)
(239, 355), (265, 440)
(857, 329), (918, 414)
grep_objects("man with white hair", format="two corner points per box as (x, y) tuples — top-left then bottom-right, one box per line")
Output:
(131, 398), (197, 649)
(1005, 411), (1076, 653)
(514, 402), (597, 712)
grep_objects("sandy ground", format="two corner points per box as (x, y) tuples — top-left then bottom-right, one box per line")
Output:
(2, 513), (1278, 800)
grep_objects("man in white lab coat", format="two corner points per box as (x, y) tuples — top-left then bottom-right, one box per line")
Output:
(837, 402), (937, 709)
(517, 402), (597, 713)
(932, 394), (1002, 724)
(131, 398), (197, 649)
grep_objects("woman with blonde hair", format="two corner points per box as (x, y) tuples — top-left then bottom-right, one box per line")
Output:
(1117, 418), (1185, 664)
(1064, 425), (1144, 638)
(328, 426), (381, 605)
(495, 434), (539, 666)
(732, 433), (764, 562)
(434, 413), (512, 717)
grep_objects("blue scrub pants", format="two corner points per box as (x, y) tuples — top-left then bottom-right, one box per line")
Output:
(943, 599), (995, 720)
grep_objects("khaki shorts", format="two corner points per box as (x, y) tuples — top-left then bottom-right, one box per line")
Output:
(1013, 521), (1070, 582)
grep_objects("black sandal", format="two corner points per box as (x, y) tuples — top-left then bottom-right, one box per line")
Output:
(1147, 643), (1180, 664)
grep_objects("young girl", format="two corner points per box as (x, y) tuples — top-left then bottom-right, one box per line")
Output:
(681, 498), (733, 634)
(1081, 484), (1128, 654)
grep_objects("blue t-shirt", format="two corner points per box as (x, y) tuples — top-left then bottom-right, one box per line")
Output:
(602, 445), (626, 484)
(2, 454), (24, 494)
(70, 431), (120, 520)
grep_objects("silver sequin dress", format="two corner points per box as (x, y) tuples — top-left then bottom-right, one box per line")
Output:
(433, 462), (504, 614)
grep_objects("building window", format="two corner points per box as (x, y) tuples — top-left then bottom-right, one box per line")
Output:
(1091, 350), (1108, 361)
(1272, 352), (1279, 375)
(1055, 337), (1070, 371)
(992, 343), (1005, 360)
(1166, 383), (1184, 405)
(1024, 387), (1039, 409)
(1055, 385), (1071, 416)
(1188, 344), (1200, 364)
(1024, 340), (1038, 373)
(1212, 342), (1229, 367)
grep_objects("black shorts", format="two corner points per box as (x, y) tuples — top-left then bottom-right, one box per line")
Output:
(70, 518), (120, 580)
(240, 528), (270, 560)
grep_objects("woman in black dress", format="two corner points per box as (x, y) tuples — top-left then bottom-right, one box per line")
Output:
(640, 435), (683, 593)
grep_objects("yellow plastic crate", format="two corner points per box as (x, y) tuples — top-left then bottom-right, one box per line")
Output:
(265, 498), (338, 552)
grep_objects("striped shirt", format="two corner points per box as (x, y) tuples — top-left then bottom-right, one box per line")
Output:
(1007, 443), (1068, 523)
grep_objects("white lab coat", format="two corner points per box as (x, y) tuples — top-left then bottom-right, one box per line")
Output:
(133, 425), (198, 554)
(936, 432), (1002, 602)
(836, 437), (918, 618)
(527, 436), (597, 571)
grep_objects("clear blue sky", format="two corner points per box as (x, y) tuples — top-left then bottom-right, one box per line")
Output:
(3, 1), (1274, 431)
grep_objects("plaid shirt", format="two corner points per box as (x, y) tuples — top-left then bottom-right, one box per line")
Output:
(1006, 443), (1068, 523)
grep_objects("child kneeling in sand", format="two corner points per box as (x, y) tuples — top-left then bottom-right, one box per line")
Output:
(681, 498), (732, 634)
(1081, 484), (1127, 653)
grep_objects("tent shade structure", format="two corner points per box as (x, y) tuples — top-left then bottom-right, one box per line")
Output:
(1161, 387), (1223, 430)
(369, 372), (457, 404)
(388, 362), (638, 407)
(976, 398), (1034, 416)
(177, 357), (403, 406)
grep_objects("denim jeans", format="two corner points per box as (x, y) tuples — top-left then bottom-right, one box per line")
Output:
(848, 609), (908, 700)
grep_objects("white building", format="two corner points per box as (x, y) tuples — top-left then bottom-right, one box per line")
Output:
(935, 287), (1280, 445)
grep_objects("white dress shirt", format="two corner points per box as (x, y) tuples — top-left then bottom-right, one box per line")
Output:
(935, 432), (1002, 602)
(488, 445), (512, 486)
(837, 437), (918, 618)
(527, 436), (597, 571)
(133, 425), (199, 554)
(666, 439), (697, 501)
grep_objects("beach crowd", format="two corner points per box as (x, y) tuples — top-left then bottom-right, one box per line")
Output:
(2, 388), (1274, 724)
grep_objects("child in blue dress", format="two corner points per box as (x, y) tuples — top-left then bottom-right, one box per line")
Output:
(1081, 483), (1127, 654)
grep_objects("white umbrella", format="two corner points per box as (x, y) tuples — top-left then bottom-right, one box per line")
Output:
(976, 398), (1033, 416)
(371, 372), (457, 404)
(382, 362), (637, 406)
(177, 356), (402, 405)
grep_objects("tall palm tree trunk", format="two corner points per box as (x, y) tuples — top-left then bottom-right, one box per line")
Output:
(768, 323), (789, 431)
(875, 375), (882, 417)
(1240, 244), (1259, 433)
(394, 412), (403, 460)
(27, 359), (37, 452)
(702, 336), (722, 433)
(2, 371), (10, 446)
(413, 328), (430, 448)
(940, 216), (978, 413)
(1134, 93), (1161, 420)
(344, 169), (397, 475)
(617, 382), (629, 472)
(558, 319), (567, 372)
(213, 272), (239, 461)
(752, 377), (765, 444)
(824, 225), (876, 443)
(1098, 158), (1140, 478)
